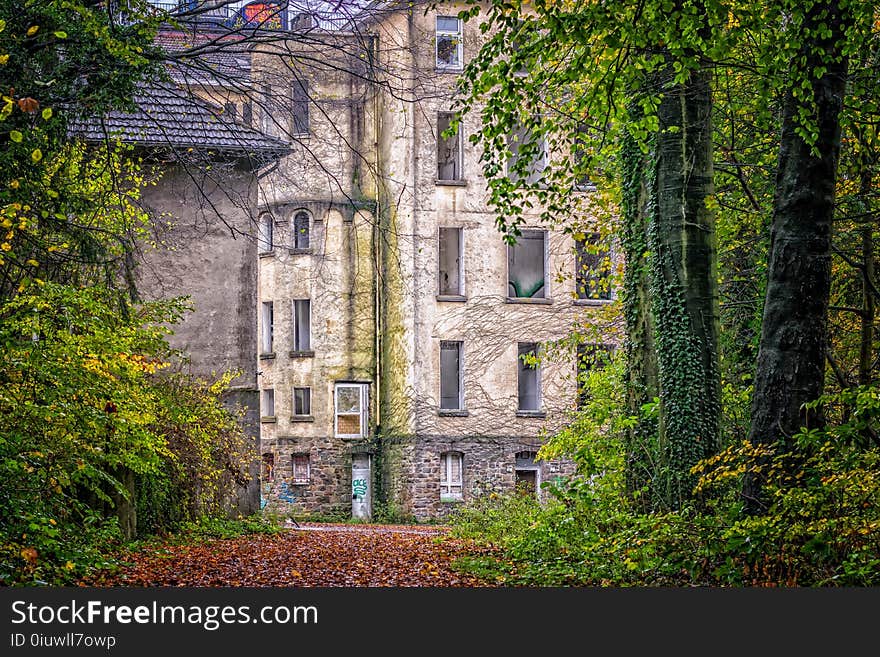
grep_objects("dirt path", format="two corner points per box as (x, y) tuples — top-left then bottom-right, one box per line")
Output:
(81, 523), (498, 587)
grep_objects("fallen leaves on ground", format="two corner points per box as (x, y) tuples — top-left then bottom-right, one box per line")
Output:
(80, 523), (500, 587)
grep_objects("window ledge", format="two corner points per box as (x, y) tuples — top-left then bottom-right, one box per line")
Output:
(505, 297), (553, 305)
(516, 410), (546, 419)
(259, 251), (274, 258)
(435, 66), (463, 74)
(572, 298), (613, 307)
(289, 350), (315, 359)
(435, 179), (467, 187)
(288, 248), (313, 255)
(291, 480), (310, 486)
(291, 415), (314, 423)
(440, 496), (464, 504)
(438, 409), (469, 417)
(436, 294), (467, 303)
(259, 352), (276, 360)
(261, 416), (277, 424)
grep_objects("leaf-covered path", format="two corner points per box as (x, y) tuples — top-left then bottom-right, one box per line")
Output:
(81, 524), (498, 587)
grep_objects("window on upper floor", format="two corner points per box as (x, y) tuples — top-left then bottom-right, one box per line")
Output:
(436, 16), (462, 70)
(437, 112), (463, 181)
(576, 343), (613, 409)
(517, 343), (541, 412)
(440, 341), (463, 411)
(260, 301), (274, 354)
(292, 299), (311, 352)
(508, 230), (546, 300)
(291, 79), (309, 136)
(293, 386), (311, 417)
(292, 211), (310, 250)
(440, 451), (463, 500)
(508, 119), (547, 185)
(438, 227), (463, 297)
(334, 383), (369, 438)
(575, 233), (612, 301)
(261, 388), (275, 420)
(258, 212), (273, 253)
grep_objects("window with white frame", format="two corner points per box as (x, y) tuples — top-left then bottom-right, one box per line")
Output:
(334, 382), (369, 438)
(508, 230), (546, 299)
(291, 454), (310, 484)
(258, 213), (273, 253)
(517, 343), (541, 412)
(440, 451), (463, 500)
(292, 299), (311, 352)
(438, 227), (463, 296)
(440, 341), (463, 410)
(437, 112), (462, 181)
(293, 386), (311, 416)
(435, 16), (462, 69)
(292, 211), (310, 250)
(261, 388), (275, 419)
(575, 233), (612, 301)
(260, 301), (274, 354)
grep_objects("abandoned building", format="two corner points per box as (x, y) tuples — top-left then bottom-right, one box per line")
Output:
(122, 0), (616, 521)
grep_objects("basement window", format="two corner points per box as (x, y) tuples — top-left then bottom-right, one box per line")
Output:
(440, 451), (463, 501)
(438, 227), (463, 297)
(440, 341), (463, 411)
(260, 301), (274, 355)
(291, 79), (309, 136)
(292, 454), (310, 485)
(508, 230), (546, 299)
(292, 299), (311, 352)
(258, 213), (273, 253)
(293, 386), (311, 416)
(577, 343), (613, 409)
(575, 233), (612, 301)
(334, 383), (369, 438)
(261, 452), (274, 482)
(437, 112), (463, 181)
(436, 16), (462, 70)
(514, 450), (540, 497)
(261, 388), (275, 421)
(292, 210), (310, 250)
(517, 343), (541, 412)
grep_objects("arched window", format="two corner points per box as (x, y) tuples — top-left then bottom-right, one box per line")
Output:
(440, 451), (463, 500)
(292, 211), (310, 250)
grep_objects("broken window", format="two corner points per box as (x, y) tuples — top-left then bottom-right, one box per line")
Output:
(260, 301), (274, 354)
(334, 382), (369, 438)
(517, 343), (541, 412)
(508, 230), (546, 299)
(438, 227), (463, 296)
(292, 299), (311, 352)
(577, 343), (613, 409)
(292, 211), (310, 250)
(261, 452), (274, 482)
(292, 454), (310, 484)
(436, 16), (462, 69)
(575, 233), (612, 300)
(293, 387), (311, 416)
(258, 213), (273, 253)
(262, 388), (275, 419)
(437, 112), (462, 181)
(291, 79), (309, 136)
(440, 341), (463, 410)
(508, 119), (547, 185)
(440, 451), (463, 500)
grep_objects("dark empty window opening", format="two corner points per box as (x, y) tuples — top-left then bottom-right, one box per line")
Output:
(292, 299), (311, 352)
(440, 341), (463, 410)
(242, 101), (253, 127)
(437, 112), (462, 181)
(577, 343), (613, 409)
(517, 343), (541, 411)
(261, 452), (274, 482)
(576, 233), (612, 300)
(438, 227), (463, 296)
(224, 101), (237, 121)
(508, 230), (546, 299)
(514, 450), (539, 497)
(291, 79), (309, 136)
(293, 387), (311, 416)
(293, 211), (310, 250)
(261, 301), (274, 354)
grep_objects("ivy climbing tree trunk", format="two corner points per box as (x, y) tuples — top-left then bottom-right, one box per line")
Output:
(744, 0), (849, 512)
(649, 65), (721, 508)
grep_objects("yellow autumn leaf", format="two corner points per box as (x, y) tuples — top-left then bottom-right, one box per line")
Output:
(27, 25), (39, 36)
(31, 149), (42, 163)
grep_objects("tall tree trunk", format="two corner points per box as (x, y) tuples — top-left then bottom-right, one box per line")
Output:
(744, 1), (848, 512)
(621, 106), (659, 507)
(859, 177), (874, 387)
(648, 64), (721, 509)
